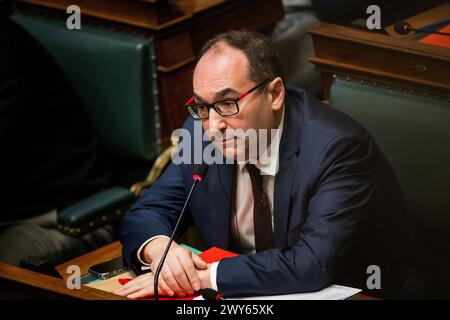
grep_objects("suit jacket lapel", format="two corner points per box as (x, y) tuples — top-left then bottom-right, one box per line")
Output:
(274, 93), (301, 247)
(208, 161), (235, 249)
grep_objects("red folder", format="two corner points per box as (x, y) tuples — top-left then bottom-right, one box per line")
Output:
(199, 246), (239, 263)
(419, 25), (450, 49)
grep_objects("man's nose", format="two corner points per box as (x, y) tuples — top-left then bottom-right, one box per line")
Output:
(208, 108), (227, 131)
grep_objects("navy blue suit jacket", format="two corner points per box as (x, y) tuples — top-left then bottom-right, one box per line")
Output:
(120, 86), (419, 298)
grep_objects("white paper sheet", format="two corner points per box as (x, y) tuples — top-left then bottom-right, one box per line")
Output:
(195, 285), (362, 300)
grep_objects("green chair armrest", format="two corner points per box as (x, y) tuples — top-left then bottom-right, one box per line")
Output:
(57, 187), (134, 237)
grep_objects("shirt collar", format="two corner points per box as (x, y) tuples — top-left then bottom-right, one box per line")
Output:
(238, 106), (285, 176)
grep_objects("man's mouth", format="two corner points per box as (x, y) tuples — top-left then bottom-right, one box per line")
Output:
(210, 136), (235, 144)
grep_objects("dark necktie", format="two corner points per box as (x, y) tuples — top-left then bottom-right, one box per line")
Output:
(247, 164), (275, 252)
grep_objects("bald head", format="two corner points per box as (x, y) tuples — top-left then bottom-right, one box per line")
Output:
(194, 42), (252, 104)
(196, 29), (285, 87)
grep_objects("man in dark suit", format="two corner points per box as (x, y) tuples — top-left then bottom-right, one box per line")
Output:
(117, 30), (435, 299)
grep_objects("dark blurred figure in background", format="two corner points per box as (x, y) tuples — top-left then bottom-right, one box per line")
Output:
(271, 0), (322, 95)
(0, 1), (113, 266)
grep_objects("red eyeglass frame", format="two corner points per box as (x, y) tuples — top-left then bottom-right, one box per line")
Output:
(184, 79), (270, 119)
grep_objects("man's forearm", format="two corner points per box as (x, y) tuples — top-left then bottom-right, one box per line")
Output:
(137, 235), (170, 266)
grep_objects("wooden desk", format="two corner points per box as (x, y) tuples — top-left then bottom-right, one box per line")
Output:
(0, 241), (377, 300)
(309, 3), (450, 102)
(16, 0), (285, 148)
(0, 241), (126, 300)
(0, 263), (127, 300)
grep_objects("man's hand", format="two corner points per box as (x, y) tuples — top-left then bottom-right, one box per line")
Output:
(114, 272), (168, 299)
(141, 237), (207, 297)
(113, 264), (213, 299)
(197, 264), (212, 289)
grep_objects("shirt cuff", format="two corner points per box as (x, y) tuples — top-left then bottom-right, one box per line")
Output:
(209, 261), (219, 291)
(136, 235), (170, 268)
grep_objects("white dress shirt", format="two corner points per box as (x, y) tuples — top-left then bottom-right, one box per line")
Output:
(137, 108), (285, 291)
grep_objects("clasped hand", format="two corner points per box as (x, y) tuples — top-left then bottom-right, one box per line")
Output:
(114, 238), (211, 299)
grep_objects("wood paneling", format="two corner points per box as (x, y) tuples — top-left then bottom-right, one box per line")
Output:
(309, 16), (450, 101)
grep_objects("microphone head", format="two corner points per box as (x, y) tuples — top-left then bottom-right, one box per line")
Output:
(202, 288), (223, 301)
(192, 163), (208, 182)
(394, 21), (412, 35)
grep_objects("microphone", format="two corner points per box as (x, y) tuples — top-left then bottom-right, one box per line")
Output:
(393, 21), (450, 37)
(202, 288), (225, 301)
(154, 163), (208, 301)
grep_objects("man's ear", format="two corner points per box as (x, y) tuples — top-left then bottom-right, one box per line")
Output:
(268, 77), (285, 112)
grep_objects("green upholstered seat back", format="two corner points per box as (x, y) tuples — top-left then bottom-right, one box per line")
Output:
(11, 13), (160, 162)
(330, 77), (450, 296)
(330, 78), (450, 225)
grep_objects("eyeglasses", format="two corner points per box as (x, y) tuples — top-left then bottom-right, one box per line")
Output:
(185, 80), (269, 120)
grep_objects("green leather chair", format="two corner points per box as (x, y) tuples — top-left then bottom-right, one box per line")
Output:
(330, 76), (450, 298)
(11, 12), (173, 237)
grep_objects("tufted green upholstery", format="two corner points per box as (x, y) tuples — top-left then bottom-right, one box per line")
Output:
(10, 12), (161, 236)
(11, 12), (160, 161)
(330, 77), (450, 297)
